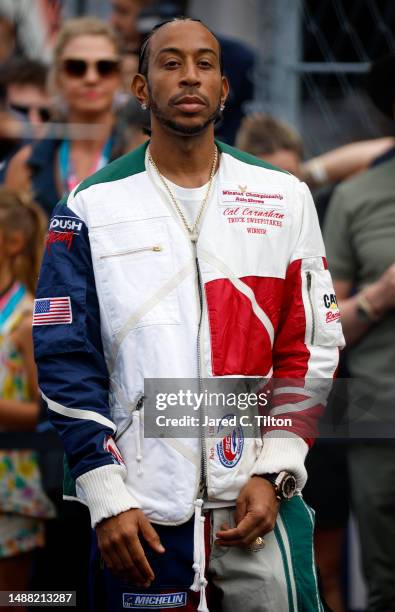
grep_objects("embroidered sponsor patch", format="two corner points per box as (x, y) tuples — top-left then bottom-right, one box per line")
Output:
(220, 183), (285, 208)
(46, 230), (75, 252)
(33, 297), (72, 325)
(323, 293), (338, 309)
(46, 215), (83, 252)
(216, 415), (244, 468)
(325, 310), (341, 323)
(308, 269), (344, 346)
(49, 215), (83, 233)
(122, 592), (187, 608)
(322, 293), (341, 323)
(221, 205), (285, 234)
(320, 291), (341, 325)
(103, 435), (125, 467)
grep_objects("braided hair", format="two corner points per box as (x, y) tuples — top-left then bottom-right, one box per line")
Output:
(137, 17), (224, 78)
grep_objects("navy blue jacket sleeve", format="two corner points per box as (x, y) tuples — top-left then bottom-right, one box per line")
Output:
(33, 198), (139, 526)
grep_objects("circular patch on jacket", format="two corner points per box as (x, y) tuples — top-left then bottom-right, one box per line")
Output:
(216, 415), (244, 468)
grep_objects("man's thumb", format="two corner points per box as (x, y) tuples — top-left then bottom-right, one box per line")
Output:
(141, 518), (165, 553)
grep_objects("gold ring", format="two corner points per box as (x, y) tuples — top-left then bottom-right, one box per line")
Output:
(248, 536), (265, 552)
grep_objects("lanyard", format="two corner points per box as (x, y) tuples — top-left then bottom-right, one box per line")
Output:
(59, 137), (113, 194)
(0, 283), (25, 330)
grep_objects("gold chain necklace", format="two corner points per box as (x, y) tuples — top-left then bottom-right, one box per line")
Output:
(148, 146), (218, 242)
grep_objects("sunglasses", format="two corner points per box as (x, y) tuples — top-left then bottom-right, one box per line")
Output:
(9, 103), (50, 122)
(61, 58), (120, 78)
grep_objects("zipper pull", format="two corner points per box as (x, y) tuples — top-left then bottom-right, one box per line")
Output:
(136, 395), (144, 410)
(152, 246), (162, 252)
(198, 479), (207, 499)
(305, 271), (315, 344)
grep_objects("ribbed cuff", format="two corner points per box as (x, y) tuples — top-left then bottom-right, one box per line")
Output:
(250, 431), (309, 490)
(76, 464), (140, 528)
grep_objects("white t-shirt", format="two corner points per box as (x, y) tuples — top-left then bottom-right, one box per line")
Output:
(146, 148), (218, 235)
(166, 179), (211, 229)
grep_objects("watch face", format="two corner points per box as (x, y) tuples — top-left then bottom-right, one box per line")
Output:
(281, 475), (297, 499)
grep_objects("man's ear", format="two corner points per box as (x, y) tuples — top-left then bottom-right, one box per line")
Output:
(132, 73), (149, 109)
(220, 75), (230, 108)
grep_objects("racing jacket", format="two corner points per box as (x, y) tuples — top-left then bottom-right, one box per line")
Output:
(33, 140), (344, 529)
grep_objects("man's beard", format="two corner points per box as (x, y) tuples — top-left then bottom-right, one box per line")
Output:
(148, 94), (222, 136)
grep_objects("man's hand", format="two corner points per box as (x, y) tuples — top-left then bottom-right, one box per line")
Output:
(215, 476), (280, 548)
(96, 508), (165, 586)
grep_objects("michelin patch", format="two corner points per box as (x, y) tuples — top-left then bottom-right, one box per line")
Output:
(122, 592), (187, 609)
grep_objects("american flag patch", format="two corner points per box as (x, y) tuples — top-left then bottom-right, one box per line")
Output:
(33, 297), (72, 326)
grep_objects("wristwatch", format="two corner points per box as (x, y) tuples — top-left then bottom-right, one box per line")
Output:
(257, 471), (297, 501)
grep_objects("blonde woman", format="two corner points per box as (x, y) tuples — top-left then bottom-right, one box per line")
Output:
(6, 17), (122, 218)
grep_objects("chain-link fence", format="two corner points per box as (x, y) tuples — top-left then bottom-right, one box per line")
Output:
(57, 0), (395, 156)
(253, 0), (395, 156)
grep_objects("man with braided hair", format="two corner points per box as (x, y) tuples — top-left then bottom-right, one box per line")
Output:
(34, 17), (343, 611)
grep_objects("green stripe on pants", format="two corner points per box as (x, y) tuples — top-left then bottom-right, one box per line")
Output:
(279, 496), (323, 611)
(274, 522), (296, 611)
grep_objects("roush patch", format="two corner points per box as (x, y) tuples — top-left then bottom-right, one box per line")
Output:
(46, 215), (84, 252)
(122, 592), (187, 608)
(49, 215), (83, 233)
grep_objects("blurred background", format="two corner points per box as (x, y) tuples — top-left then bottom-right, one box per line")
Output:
(1, 1), (395, 153)
(64, 0), (395, 154)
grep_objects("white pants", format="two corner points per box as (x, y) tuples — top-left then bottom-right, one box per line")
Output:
(209, 496), (324, 612)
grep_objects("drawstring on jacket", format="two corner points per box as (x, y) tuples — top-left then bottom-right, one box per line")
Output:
(190, 498), (209, 612)
(110, 381), (145, 475)
(135, 409), (144, 476)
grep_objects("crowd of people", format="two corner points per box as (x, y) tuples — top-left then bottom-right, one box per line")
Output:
(0, 2), (394, 612)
